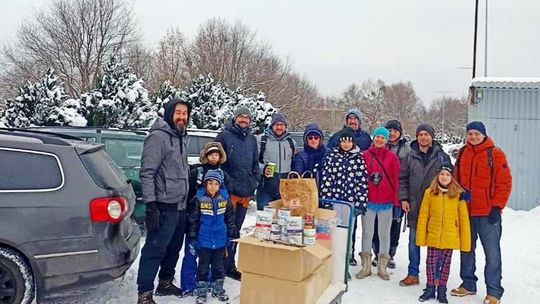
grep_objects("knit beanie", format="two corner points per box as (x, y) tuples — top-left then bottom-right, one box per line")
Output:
(345, 108), (362, 121)
(338, 127), (355, 143)
(271, 113), (288, 127)
(233, 107), (252, 119)
(384, 119), (403, 135)
(439, 161), (454, 174)
(416, 123), (435, 138)
(466, 121), (487, 136)
(203, 169), (224, 186)
(372, 126), (390, 141)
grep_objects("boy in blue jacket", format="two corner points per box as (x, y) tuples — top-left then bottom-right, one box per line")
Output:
(187, 170), (238, 304)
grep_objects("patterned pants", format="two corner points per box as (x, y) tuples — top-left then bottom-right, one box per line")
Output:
(426, 247), (453, 287)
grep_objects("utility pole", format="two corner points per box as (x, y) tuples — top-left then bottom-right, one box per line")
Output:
(484, 0), (488, 76)
(473, 0), (479, 79)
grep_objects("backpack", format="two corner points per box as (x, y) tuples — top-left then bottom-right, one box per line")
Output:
(258, 134), (296, 163)
(455, 146), (495, 198)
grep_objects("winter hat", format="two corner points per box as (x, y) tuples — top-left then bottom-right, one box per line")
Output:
(233, 107), (252, 119)
(199, 142), (227, 164)
(384, 119), (403, 135)
(466, 121), (487, 136)
(372, 126), (390, 141)
(203, 169), (224, 186)
(303, 122), (324, 143)
(338, 127), (355, 143)
(271, 113), (288, 127)
(163, 98), (191, 130)
(416, 123), (435, 139)
(439, 162), (454, 174)
(345, 108), (362, 121)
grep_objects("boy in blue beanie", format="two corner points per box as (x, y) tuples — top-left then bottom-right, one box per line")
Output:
(187, 170), (238, 304)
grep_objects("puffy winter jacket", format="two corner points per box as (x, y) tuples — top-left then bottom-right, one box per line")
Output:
(327, 126), (372, 151)
(188, 164), (231, 201)
(399, 140), (450, 228)
(187, 188), (237, 249)
(416, 188), (471, 251)
(388, 137), (411, 164)
(215, 120), (260, 197)
(454, 137), (512, 216)
(139, 117), (189, 209)
(362, 146), (400, 205)
(320, 147), (369, 211)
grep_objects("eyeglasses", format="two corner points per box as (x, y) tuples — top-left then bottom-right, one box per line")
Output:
(307, 136), (320, 140)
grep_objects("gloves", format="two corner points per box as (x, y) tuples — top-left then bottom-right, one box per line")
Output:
(489, 207), (502, 225)
(459, 189), (471, 202)
(145, 202), (161, 232)
(392, 205), (402, 221)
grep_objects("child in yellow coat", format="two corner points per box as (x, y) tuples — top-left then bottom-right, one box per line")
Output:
(416, 162), (471, 303)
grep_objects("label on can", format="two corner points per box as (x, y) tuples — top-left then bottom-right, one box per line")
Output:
(288, 233), (303, 245)
(303, 228), (316, 238)
(267, 162), (276, 177)
(303, 236), (316, 245)
(271, 223), (280, 232)
(287, 216), (303, 230)
(278, 208), (291, 219)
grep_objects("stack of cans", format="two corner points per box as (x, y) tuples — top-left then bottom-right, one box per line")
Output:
(287, 216), (303, 245)
(255, 210), (273, 240)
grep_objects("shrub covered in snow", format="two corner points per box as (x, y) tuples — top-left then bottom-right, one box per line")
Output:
(81, 57), (156, 128)
(2, 68), (87, 127)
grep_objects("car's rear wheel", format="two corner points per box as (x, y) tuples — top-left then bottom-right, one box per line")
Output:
(0, 248), (34, 304)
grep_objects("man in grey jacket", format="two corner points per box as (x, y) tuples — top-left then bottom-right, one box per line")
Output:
(137, 99), (191, 304)
(398, 123), (450, 287)
(256, 113), (297, 210)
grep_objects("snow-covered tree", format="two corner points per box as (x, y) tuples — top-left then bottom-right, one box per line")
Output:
(81, 57), (156, 128)
(2, 68), (87, 127)
(182, 74), (276, 131)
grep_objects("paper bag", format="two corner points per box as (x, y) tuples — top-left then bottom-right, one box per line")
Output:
(279, 172), (319, 216)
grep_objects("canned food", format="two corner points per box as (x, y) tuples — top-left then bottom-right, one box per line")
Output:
(288, 233), (303, 245)
(271, 223), (280, 233)
(287, 216), (303, 230)
(264, 206), (276, 218)
(303, 236), (316, 245)
(303, 228), (316, 238)
(278, 208), (291, 219)
(304, 212), (314, 226)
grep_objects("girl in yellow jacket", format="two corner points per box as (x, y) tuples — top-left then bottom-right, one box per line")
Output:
(416, 162), (471, 303)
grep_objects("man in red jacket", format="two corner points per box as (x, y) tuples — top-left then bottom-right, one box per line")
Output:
(451, 121), (512, 304)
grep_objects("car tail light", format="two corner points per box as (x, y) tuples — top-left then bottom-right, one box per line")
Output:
(90, 197), (126, 223)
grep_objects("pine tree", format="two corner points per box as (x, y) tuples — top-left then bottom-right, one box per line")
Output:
(2, 68), (87, 127)
(183, 74), (275, 130)
(82, 57), (156, 128)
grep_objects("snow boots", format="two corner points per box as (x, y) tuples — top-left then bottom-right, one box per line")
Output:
(155, 279), (183, 297)
(419, 285), (436, 302)
(399, 275), (420, 286)
(195, 281), (208, 304)
(437, 286), (449, 303)
(211, 279), (229, 302)
(226, 268), (242, 281)
(377, 253), (390, 280)
(137, 291), (157, 304)
(355, 252), (372, 279)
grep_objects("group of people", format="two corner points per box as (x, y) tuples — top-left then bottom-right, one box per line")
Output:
(135, 98), (512, 304)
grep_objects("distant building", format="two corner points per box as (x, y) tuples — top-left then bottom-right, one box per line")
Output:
(469, 77), (540, 210)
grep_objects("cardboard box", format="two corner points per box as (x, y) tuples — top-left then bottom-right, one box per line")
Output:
(237, 235), (331, 282)
(240, 256), (332, 304)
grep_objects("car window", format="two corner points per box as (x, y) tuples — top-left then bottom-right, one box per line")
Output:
(80, 148), (128, 190)
(186, 136), (200, 155)
(103, 139), (143, 168)
(0, 148), (63, 191)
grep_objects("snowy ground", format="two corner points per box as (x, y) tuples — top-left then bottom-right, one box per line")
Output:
(40, 206), (540, 304)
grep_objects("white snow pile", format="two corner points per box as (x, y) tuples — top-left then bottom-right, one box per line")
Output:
(41, 206), (540, 304)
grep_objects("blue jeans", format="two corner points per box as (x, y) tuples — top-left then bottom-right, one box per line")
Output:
(180, 237), (198, 291)
(137, 209), (186, 293)
(459, 216), (503, 299)
(407, 227), (421, 277)
(256, 190), (280, 211)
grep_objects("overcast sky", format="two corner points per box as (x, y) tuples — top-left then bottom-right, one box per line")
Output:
(1, 0), (539, 107)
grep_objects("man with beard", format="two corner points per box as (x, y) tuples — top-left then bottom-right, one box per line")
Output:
(137, 99), (191, 304)
(215, 107), (260, 281)
(256, 113), (297, 210)
(398, 123), (450, 287)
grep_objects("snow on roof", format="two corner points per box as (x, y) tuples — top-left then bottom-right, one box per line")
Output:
(472, 77), (540, 89)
